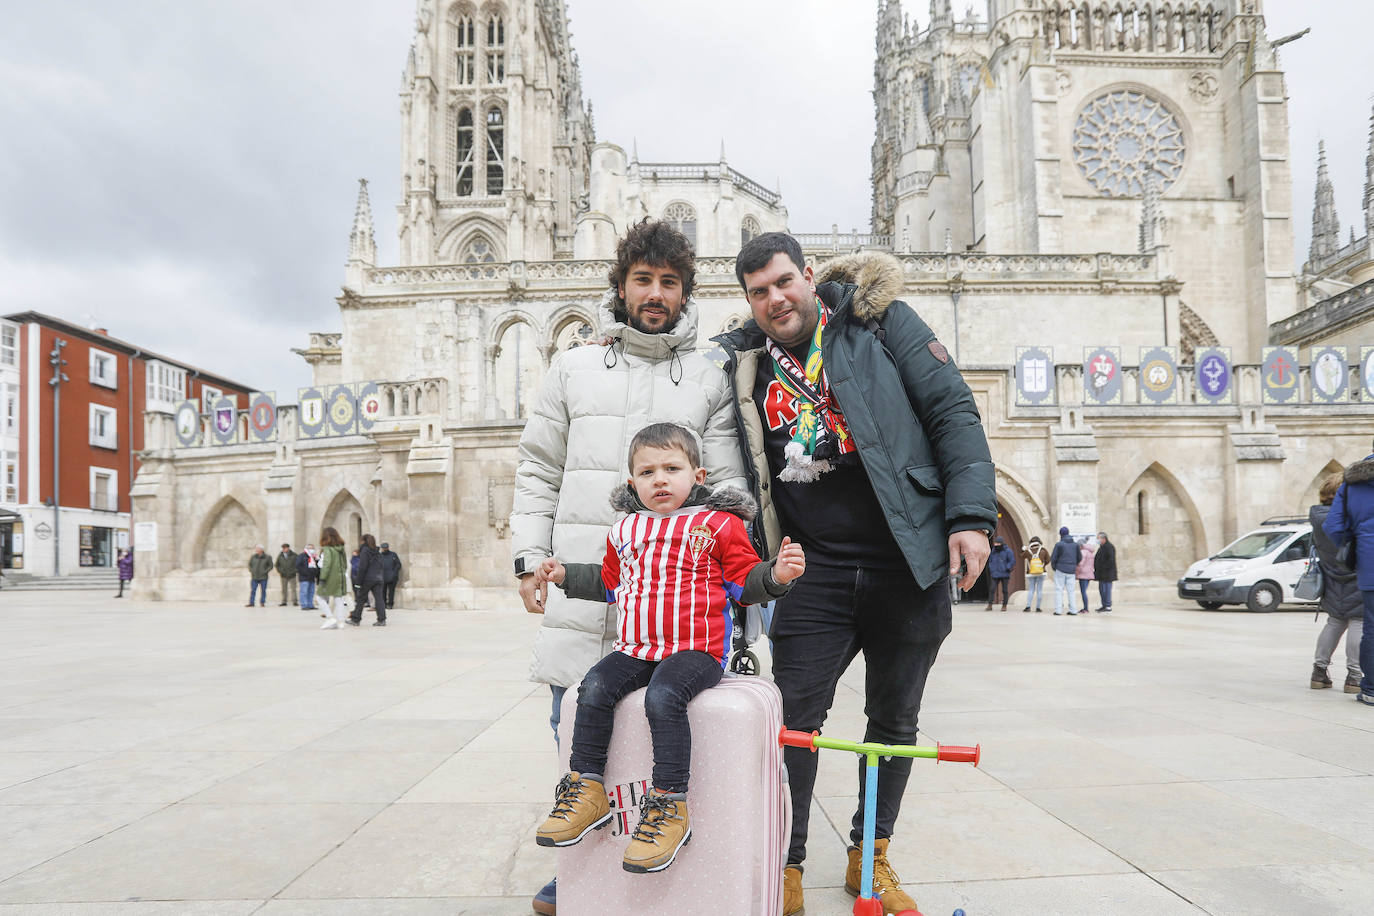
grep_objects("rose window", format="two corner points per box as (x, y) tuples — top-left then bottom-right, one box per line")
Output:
(1072, 90), (1185, 197)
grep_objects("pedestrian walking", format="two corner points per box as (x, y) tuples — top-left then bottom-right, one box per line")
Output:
(348, 534), (387, 627)
(349, 549), (365, 610)
(316, 528), (348, 629)
(1021, 536), (1049, 612)
(275, 543), (297, 606)
(1094, 531), (1117, 612)
(1309, 473), (1362, 692)
(1323, 442), (1374, 706)
(379, 542), (402, 610)
(985, 536), (1014, 611)
(1050, 527), (1081, 615)
(115, 548), (133, 598)
(1075, 536), (1097, 611)
(295, 544), (319, 610)
(246, 546), (272, 606)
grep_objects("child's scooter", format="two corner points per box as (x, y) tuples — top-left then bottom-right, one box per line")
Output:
(778, 728), (980, 916)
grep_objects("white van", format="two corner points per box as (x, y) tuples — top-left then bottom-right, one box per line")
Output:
(1176, 518), (1320, 612)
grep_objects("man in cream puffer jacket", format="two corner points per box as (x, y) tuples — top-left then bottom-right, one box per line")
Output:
(511, 219), (746, 705)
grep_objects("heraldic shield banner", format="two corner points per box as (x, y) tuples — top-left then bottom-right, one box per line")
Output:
(1137, 347), (1179, 404)
(211, 396), (238, 445)
(174, 400), (201, 447)
(1309, 347), (1349, 403)
(248, 392), (278, 442)
(297, 387), (327, 439)
(1194, 347), (1233, 404)
(356, 381), (383, 431)
(1083, 347), (1123, 405)
(1015, 347), (1055, 406)
(1260, 347), (1300, 404)
(326, 385), (357, 436)
(1362, 348), (1374, 403)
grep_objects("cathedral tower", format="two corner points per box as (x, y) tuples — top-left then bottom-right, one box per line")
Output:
(397, 0), (593, 266)
(1308, 141), (1340, 263)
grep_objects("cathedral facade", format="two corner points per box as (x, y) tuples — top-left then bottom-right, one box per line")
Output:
(131, 0), (1374, 606)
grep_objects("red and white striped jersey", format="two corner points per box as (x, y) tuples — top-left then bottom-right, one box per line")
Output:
(600, 507), (763, 664)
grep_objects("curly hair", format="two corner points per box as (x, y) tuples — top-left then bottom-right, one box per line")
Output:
(607, 218), (696, 318)
(1320, 472), (1344, 506)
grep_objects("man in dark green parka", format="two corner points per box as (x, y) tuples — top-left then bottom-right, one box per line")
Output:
(713, 232), (996, 916)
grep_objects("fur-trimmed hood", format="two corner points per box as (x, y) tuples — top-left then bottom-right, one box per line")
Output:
(1346, 456), (1374, 486)
(814, 251), (904, 323)
(610, 483), (757, 521)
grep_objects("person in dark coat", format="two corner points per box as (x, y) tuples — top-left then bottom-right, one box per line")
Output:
(115, 549), (133, 598)
(1323, 445), (1374, 704)
(379, 542), (403, 610)
(295, 544), (320, 611)
(985, 537), (1015, 611)
(1049, 527), (1082, 615)
(348, 534), (387, 626)
(247, 546), (272, 606)
(274, 544), (298, 607)
(715, 233), (996, 916)
(1309, 474), (1362, 692)
(1094, 531), (1118, 612)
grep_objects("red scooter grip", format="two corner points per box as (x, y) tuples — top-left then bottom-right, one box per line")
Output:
(778, 728), (820, 752)
(936, 743), (980, 766)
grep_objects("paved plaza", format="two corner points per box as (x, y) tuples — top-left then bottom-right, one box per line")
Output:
(0, 588), (1371, 915)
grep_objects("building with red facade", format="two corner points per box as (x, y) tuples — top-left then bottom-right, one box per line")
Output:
(0, 313), (255, 578)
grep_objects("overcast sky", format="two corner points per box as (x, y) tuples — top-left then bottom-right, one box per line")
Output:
(0, 1), (1369, 400)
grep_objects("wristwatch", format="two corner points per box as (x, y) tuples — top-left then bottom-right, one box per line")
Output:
(514, 557), (533, 579)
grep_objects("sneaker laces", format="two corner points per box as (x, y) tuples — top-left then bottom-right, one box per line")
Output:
(629, 791), (678, 846)
(548, 774), (589, 822)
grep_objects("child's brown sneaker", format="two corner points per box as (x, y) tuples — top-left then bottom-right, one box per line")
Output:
(621, 789), (691, 873)
(845, 837), (919, 915)
(535, 772), (611, 847)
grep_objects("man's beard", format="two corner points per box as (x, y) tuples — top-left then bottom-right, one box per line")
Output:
(626, 308), (676, 334)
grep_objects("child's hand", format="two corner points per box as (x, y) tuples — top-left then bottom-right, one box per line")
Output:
(772, 536), (806, 585)
(537, 556), (567, 586)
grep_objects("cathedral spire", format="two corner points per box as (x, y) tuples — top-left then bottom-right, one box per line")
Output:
(1364, 105), (1374, 237)
(1309, 140), (1340, 262)
(348, 179), (377, 266)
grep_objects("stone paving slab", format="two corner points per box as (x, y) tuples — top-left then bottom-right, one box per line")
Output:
(0, 591), (1370, 914)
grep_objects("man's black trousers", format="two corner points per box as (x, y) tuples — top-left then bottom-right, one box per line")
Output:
(770, 562), (950, 867)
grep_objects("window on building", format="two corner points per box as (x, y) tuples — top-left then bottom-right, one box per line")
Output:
(741, 216), (762, 247)
(0, 324), (16, 367)
(200, 385), (222, 412)
(486, 14), (505, 82)
(486, 107), (505, 195)
(145, 360), (186, 413)
(461, 235), (496, 263)
(90, 468), (117, 512)
(454, 14), (475, 85)
(664, 202), (698, 248)
(90, 404), (118, 450)
(456, 108), (475, 196)
(2, 453), (16, 504)
(3, 390), (15, 435)
(1136, 490), (1149, 535)
(89, 348), (117, 389)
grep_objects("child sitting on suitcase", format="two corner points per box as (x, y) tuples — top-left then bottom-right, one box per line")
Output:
(534, 421), (806, 873)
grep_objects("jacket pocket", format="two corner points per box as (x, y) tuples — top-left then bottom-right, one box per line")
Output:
(905, 465), (944, 494)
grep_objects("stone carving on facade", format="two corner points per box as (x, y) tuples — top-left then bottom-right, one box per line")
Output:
(1187, 71), (1219, 103)
(1072, 89), (1185, 197)
(1055, 68), (1072, 99)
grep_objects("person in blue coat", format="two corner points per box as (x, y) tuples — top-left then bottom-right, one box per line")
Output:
(1323, 444), (1374, 705)
(984, 537), (1016, 611)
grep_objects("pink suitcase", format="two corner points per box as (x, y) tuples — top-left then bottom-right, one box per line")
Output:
(555, 674), (791, 916)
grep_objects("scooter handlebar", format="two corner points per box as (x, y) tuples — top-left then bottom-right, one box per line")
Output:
(778, 728), (820, 752)
(937, 743), (981, 766)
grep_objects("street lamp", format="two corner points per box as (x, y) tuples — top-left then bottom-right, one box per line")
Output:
(48, 339), (68, 576)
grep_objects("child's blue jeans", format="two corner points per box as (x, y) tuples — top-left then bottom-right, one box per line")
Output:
(569, 649), (722, 794)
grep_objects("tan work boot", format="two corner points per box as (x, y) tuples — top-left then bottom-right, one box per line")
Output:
(845, 837), (919, 915)
(535, 772), (611, 847)
(621, 789), (691, 873)
(782, 864), (805, 915)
